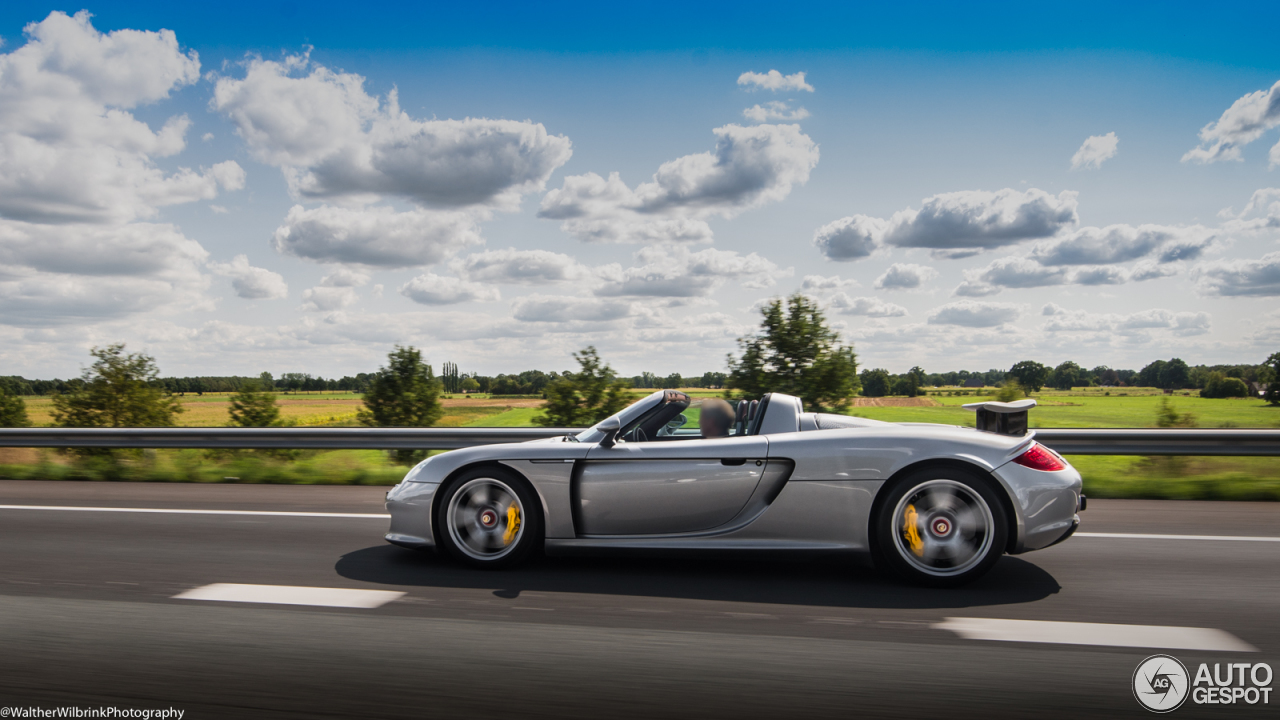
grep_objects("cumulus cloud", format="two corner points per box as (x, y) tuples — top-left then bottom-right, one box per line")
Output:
(1070, 266), (1128, 285)
(800, 275), (859, 291)
(737, 70), (814, 93)
(829, 293), (908, 318)
(595, 245), (783, 297)
(511, 295), (634, 323)
(743, 101), (810, 123)
(815, 189), (1078, 260)
(208, 255), (288, 299)
(0, 219), (211, 325)
(959, 257), (1068, 294)
(0, 12), (243, 225)
(1042, 306), (1212, 337)
(873, 263), (938, 290)
(813, 215), (886, 261)
(1182, 79), (1280, 166)
(212, 53), (572, 209)
(1070, 132), (1118, 170)
(1030, 224), (1211, 266)
(271, 204), (482, 268)
(300, 286), (358, 312)
(451, 248), (592, 285)
(1193, 252), (1280, 296)
(539, 123), (818, 244)
(319, 268), (370, 287)
(399, 273), (500, 305)
(927, 301), (1021, 327)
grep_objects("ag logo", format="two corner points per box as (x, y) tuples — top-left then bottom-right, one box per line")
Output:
(1134, 654), (1190, 713)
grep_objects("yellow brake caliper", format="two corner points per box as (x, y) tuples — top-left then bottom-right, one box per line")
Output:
(903, 504), (924, 557)
(503, 504), (521, 546)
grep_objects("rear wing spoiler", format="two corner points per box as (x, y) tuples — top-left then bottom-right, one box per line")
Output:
(962, 399), (1036, 437)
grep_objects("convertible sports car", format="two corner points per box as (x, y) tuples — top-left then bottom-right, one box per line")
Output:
(385, 390), (1083, 586)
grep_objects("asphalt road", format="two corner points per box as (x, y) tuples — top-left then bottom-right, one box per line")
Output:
(0, 479), (1276, 719)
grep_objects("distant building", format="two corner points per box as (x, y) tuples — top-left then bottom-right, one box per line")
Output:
(1250, 382), (1269, 398)
(963, 378), (985, 388)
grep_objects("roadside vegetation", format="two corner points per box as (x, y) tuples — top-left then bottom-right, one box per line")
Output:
(1, 331), (1277, 499)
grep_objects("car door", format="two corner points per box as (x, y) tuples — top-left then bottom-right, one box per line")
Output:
(576, 436), (769, 535)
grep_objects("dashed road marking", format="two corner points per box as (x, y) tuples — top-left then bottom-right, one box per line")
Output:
(173, 583), (404, 608)
(934, 617), (1258, 652)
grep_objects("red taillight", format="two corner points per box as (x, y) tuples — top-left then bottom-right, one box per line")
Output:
(1013, 442), (1066, 472)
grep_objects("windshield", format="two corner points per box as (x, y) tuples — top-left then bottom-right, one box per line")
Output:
(572, 390), (667, 443)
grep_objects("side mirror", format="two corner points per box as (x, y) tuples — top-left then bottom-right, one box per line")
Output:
(597, 416), (622, 448)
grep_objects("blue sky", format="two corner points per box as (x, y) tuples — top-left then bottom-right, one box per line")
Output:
(1, 3), (1279, 379)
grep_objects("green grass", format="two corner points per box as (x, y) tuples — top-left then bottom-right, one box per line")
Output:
(848, 394), (1279, 428)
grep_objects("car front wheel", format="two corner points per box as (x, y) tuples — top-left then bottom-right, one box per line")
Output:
(872, 467), (1008, 587)
(436, 467), (542, 569)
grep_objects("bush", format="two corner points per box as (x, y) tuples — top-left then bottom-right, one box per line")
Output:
(1201, 375), (1250, 399)
(0, 386), (30, 427)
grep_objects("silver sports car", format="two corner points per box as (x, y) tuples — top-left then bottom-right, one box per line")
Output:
(385, 390), (1083, 586)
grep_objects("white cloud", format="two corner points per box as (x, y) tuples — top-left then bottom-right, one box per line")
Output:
(1042, 306), (1212, 337)
(1070, 266), (1128, 286)
(813, 215), (885, 261)
(882, 189), (1078, 250)
(212, 53), (572, 209)
(800, 275), (859, 291)
(201, 132), (214, 141)
(816, 188), (1078, 260)
(1182, 79), (1280, 166)
(399, 273), (500, 305)
(1193, 252), (1280, 296)
(829, 293), (908, 318)
(743, 101), (810, 123)
(300, 285), (358, 312)
(540, 123), (819, 244)
(208, 254), (288, 299)
(594, 245), (783, 297)
(1030, 224), (1210, 265)
(874, 263), (938, 290)
(209, 205), (228, 214)
(962, 256), (1068, 291)
(0, 11), (242, 225)
(271, 204), (482, 268)
(511, 294), (633, 323)
(927, 301), (1021, 327)
(737, 70), (814, 93)
(0, 219), (210, 325)
(320, 268), (370, 287)
(1070, 132), (1118, 170)
(452, 248), (593, 285)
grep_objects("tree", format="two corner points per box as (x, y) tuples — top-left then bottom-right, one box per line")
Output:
(860, 369), (891, 398)
(358, 346), (443, 463)
(1137, 360), (1167, 388)
(52, 344), (182, 429)
(907, 366), (926, 388)
(726, 294), (860, 411)
(1049, 361), (1082, 391)
(461, 377), (480, 394)
(1200, 374), (1249, 399)
(1007, 361), (1049, 393)
(228, 381), (283, 427)
(1263, 352), (1280, 406)
(0, 385), (30, 427)
(536, 347), (632, 427)
(1159, 358), (1191, 390)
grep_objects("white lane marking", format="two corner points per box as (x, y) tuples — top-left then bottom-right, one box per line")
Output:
(173, 583), (404, 608)
(934, 617), (1258, 652)
(1076, 532), (1280, 543)
(0, 505), (388, 518)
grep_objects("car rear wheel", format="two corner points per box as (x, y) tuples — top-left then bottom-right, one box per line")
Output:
(436, 467), (541, 569)
(872, 467), (1008, 587)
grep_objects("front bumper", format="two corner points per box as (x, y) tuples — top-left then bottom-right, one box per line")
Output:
(384, 481), (438, 550)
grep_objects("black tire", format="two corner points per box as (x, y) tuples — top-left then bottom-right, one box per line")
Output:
(871, 466), (1008, 588)
(435, 466), (542, 569)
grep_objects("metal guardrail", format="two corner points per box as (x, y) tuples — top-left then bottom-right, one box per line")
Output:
(0, 427), (1278, 455)
(0, 427), (576, 451)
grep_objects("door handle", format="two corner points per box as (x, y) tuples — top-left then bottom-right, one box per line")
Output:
(720, 458), (747, 466)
